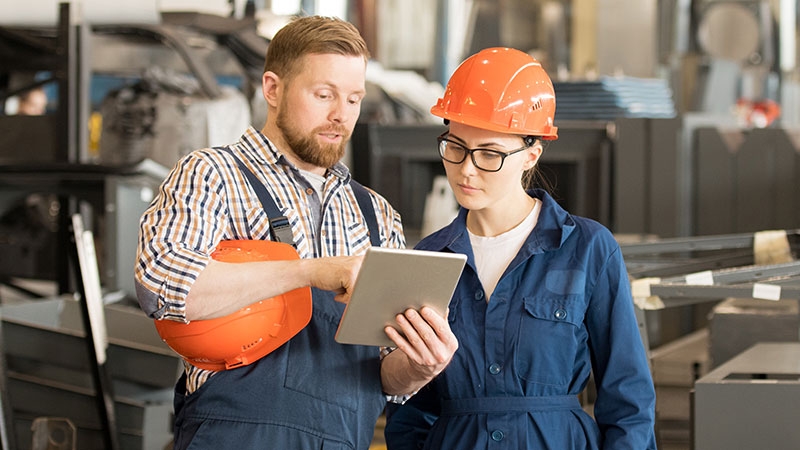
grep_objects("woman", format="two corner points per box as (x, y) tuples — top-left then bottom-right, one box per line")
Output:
(384, 47), (657, 449)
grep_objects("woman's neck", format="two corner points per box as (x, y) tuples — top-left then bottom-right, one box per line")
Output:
(467, 193), (536, 237)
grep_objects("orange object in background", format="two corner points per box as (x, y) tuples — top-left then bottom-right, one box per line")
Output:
(736, 98), (781, 128)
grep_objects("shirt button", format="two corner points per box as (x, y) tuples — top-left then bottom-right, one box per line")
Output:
(305, 188), (314, 195)
(474, 290), (484, 300)
(554, 308), (567, 320)
(488, 363), (501, 375)
(491, 430), (504, 441)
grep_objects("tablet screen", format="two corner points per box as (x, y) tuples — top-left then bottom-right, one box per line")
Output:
(334, 247), (467, 347)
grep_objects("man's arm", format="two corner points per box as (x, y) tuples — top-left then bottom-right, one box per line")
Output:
(380, 306), (458, 396)
(186, 255), (363, 320)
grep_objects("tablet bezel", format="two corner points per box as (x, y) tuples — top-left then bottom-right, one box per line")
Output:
(334, 247), (467, 347)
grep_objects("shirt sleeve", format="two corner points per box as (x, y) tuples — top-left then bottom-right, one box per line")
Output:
(586, 246), (658, 449)
(134, 151), (228, 322)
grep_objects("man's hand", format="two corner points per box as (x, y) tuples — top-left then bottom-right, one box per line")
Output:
(381, 306), (458, 395)
(304, 255), (364, 304)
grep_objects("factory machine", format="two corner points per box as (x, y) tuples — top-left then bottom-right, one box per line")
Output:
(0, 3), (267, 448)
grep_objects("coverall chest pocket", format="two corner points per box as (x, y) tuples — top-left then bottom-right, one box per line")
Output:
(515, 296), (585, 386)
(284, 289), (380, 412)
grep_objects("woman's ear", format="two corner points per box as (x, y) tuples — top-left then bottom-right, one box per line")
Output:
(261, 71), (281, 107)
(523, 142), (543, 171)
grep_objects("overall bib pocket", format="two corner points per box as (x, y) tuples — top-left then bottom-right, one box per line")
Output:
(284, 289), (380, 412)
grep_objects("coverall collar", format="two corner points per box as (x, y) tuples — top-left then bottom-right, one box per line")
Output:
(425, 188), (576, 258)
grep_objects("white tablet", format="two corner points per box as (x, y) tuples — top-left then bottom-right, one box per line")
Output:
(334, 247), (468, 347)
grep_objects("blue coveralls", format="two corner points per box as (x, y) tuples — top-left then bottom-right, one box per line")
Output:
(172, 288), (385, 449)
(385, 189), (657, 449)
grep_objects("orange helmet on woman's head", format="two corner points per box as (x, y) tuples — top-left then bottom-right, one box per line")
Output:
(431, 47), (558, 140)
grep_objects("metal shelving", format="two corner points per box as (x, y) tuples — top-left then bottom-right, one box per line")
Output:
(622, 229), (800, 310)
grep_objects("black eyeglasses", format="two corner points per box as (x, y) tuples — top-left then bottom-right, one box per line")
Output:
(436, 132), (531, 172)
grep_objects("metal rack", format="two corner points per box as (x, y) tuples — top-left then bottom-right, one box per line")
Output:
(633, 260), (800, 307)
(621, 230), (800, 448)
(621, 229), (800, 310)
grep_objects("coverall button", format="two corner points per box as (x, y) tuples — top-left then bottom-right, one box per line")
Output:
(474, 290), (484, 300)
(488, 363), (501, 374)
(491, 430), (504, 441)
(305, 187), (314, 195)
(554, 308), (567, 320)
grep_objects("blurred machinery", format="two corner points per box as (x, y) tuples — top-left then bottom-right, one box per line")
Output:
(1, 297), (182, 449)
(694, 342), (800, 449)
(619, 229), (800, 447)
(0, 3), (267, 448)
(0, 4), (267, 301)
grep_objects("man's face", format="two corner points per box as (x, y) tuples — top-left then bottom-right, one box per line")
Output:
(275, 53), (366, 169)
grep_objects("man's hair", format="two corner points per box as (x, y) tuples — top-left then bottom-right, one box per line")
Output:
(263, 15), (370, 80)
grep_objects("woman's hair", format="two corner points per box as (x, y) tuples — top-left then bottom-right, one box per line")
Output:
(263, 16), (370, 80)
(522, 139), (555, 192)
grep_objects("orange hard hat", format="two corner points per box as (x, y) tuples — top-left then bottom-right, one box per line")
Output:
(154, 240), (312, 371)
(431, 47), (558, 139)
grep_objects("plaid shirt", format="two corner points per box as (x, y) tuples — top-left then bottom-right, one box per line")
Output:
(136, 126), (405, 392)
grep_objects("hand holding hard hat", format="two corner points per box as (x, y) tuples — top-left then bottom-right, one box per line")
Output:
(155, 240), (313, 371)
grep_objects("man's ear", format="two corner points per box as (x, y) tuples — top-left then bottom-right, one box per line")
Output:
(261, 71), (281, 107)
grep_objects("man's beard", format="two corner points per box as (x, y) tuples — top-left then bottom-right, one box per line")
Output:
(276, 108), (349, 169)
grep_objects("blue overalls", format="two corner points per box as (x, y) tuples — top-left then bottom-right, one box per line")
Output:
(385, 189), (657, 449)
(171, 153), (386, 449)
(172, 287), (385, 449)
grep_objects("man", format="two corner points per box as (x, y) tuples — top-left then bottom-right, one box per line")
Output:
(18, 87), (47, 115)
(135, 15), (457, 449)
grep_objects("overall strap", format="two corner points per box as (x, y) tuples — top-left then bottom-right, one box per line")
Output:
(223, 147), (381, 247)
(351, 180), (381, 247)
(225, 149), (294, 244)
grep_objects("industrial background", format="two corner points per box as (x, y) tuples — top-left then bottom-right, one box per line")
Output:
(1, 0), (799, 449)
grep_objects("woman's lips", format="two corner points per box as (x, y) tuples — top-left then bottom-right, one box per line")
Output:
(457, 183), (480, 194)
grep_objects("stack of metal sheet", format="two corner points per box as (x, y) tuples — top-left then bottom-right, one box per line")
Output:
(553, 76), (677, 121)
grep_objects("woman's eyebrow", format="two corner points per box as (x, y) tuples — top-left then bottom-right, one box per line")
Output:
(447, 134), (510, 149)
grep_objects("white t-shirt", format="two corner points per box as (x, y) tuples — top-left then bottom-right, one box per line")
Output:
(298, 168), (326, 195)
(468, 199), (541, 301)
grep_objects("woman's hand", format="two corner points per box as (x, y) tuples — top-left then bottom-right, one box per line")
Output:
(381, 306), (458, 395)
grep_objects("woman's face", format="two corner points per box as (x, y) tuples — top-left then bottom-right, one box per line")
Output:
(442, 122), (541, 213)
